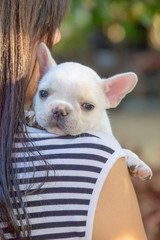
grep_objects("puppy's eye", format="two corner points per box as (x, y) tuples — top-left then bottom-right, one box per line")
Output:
(81, 103), (95, 111)
(39, 90), (48, 98)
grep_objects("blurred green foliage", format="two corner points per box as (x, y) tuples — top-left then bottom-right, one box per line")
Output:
(54, 0), (160, 54)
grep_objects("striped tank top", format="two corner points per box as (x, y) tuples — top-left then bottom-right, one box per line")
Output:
(5, 126), (126, 240)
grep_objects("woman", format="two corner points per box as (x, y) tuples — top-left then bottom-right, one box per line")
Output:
(0, 1), (147, 239)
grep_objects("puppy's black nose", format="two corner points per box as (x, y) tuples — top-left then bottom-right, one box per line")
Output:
(52, 107), (68, 119)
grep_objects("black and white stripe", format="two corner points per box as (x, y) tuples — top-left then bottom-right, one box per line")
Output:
(4, 127), (125, 240)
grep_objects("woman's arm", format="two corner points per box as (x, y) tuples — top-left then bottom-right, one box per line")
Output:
(93, 157), (147, 240)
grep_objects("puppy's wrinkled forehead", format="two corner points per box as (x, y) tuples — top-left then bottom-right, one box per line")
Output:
(40, 62), (101, 94)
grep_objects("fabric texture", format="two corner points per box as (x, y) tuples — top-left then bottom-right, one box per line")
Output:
(4, 127), (126, 239)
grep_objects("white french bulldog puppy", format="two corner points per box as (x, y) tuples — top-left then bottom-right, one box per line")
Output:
(26, 42), (152, 180)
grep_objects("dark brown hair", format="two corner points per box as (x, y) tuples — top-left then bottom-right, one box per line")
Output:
(0, 0), (69, 238)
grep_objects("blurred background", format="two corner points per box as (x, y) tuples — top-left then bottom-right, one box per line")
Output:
(53, 1), (160, 239)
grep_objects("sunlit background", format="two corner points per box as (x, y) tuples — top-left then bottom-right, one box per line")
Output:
(53, 1), (160, 239)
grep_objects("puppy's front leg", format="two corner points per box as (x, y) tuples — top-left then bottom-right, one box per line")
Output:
(25, 110), (43, 130)
(124, 149), (152, 180)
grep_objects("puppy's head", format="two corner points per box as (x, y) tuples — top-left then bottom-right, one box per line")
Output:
(34, 43), (137, 135)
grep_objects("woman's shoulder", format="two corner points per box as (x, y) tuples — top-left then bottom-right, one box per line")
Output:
(25, 126), (124, 150)
(23, 126), (126, 164)
(86, 130), (124, 150)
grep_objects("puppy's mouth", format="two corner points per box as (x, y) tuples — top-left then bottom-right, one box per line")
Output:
(46, 118), (68, 135)
(46, 124), (67, 135)
(46, 116), (80, 136)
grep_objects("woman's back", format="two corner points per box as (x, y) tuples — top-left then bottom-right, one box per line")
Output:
(4, 127), (126, 239)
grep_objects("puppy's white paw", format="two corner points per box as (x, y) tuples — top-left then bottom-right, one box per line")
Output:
(25, 110), (36, 126)
(25, 110), (44, 130)
(124, 149), (153, 181)
(128, 164), (152, 181)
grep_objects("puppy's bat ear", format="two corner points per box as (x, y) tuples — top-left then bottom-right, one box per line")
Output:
(37, 42), (57, 77)
(102, 72), (138, 108)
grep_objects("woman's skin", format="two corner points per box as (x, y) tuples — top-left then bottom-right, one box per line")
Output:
(53, 28), (61, 44)
(93, 158), (147, 240)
